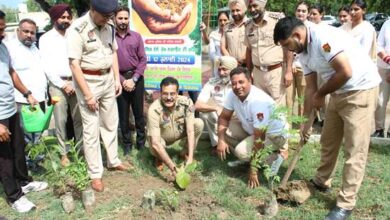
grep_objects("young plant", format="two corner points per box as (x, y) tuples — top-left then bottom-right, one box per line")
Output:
(250, 144), (278, 190)
(64, 140), (90, 192)
(157, 189), (180, 211)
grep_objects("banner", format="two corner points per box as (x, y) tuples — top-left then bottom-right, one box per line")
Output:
(129, 0), (202, 91)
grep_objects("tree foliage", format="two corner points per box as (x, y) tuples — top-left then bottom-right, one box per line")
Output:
(202, 0), (390, 21)
(0, 5), (19, 23)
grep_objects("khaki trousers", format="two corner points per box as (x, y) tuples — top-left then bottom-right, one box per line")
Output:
(222, 122), (287, 161)
(286, 68), (306, 115)
(317, 75), (330, 121)
(252, 67), (286, 106)
(75, 73), (121, 179)
(374, 68), (390, 130)
(200, 112), (247, 147)
(49, 84), (83, 155)
(314, 87), (378, 210)
(149, 118), (204, 154)
(230, 134), (288, 162)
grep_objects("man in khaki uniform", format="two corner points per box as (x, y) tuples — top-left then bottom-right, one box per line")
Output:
(67, 0), (128, 192)
(148, 77), (204, 176)
(274, 17), (380, 219)
(221, 0), (248, 66)
(195, 56), (247, 152)
(244, 0), (292, 105)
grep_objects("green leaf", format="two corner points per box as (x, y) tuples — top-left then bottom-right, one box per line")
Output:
(51, 160), (59, 172)
(185, 161), (197, 173)
(176, 167), (191, 189)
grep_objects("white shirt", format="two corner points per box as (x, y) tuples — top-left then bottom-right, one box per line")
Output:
(340, 21), (376, 61)
(377, 19), (390, 69)
(39, 28), (72, 88)
(5, 39), (48, 103)
(0, 43), (16, 120)
(198, 78), (231, 107)
(224, 85), (287, 136)
(293, 20), (314, 68)
(300, 24), (381, 93)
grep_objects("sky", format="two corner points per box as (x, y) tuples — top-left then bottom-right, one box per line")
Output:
(0, 0), (25, 9)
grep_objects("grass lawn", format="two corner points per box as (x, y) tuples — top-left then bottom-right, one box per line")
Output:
(0, 137), (389, 219)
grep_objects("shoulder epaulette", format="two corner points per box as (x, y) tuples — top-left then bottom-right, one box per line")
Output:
(244, 18), (253, 26)
(177, 96), (192, 106)
(75, 21), (88, 33)
(208, 77), (220, 84)
(267, 11), (285, 20)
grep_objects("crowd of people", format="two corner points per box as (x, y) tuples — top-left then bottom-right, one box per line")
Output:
(0, 0), (389, 219)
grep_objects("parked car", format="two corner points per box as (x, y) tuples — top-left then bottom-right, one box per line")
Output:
(322, 15), (338, 26)
(366, 12), (389, 31)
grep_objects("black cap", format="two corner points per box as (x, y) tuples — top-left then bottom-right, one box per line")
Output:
(91, 0), (118, 14)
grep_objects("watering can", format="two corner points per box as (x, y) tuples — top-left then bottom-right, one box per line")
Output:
(20, 97), (59, 133)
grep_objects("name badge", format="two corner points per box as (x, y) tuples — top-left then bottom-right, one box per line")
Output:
(248, 33), (255, 37)
(87, 39), (97, 43)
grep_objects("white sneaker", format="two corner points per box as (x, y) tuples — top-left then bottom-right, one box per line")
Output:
(227, 160), (247, 167)
(11, 196), (36, 213)
(21, 181), (48, 194)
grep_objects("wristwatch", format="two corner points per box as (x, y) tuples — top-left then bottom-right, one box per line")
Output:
(23, 90), (32, 98)
(132, 76), (139, 83)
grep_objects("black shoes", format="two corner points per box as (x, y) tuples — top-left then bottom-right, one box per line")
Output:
(309, 179), (331, 193)
(371, 129), (384, 138)
(325, 206), (352, 220)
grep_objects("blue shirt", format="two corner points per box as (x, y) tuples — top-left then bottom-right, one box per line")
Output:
(0, 43), (16, 120)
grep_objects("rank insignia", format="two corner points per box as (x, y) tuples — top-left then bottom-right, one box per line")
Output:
(322, 43), (331, 53)
(256, 112), (264, 121)
(214, 85), (220, 92)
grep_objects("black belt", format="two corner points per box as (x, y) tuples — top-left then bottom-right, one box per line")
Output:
(121, 69), (135, 80)
(60, 76), (72, 81)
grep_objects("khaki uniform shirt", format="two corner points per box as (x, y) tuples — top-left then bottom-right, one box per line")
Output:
(244, 12), (284, 66)
(221, 20), (247, 62)
(147, 96), (195, 144)
(66, 12), (118, 70)
(197, 77), (231, 107)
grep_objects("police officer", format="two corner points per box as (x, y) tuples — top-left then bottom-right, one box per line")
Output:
(244, 0), (292, 105)
(67, 0), (128, 192)
(147, 77), (204, 176)
(220, 0), (248, 66)
(195, 56), (247, 152)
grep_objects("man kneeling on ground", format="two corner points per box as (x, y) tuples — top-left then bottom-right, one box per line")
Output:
(217, 67), (289, 188)
(195, 56), (247, 154)
(147, 77), (204, 177)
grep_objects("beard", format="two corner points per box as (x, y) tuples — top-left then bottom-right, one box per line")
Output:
(21, 38), (33, 47)
(251, 10), (264, 20)
(221, 76), (230, 84)
(294, 40), (305, 54)
(56, 22), (70, 31)
(117, 23), (128, 31)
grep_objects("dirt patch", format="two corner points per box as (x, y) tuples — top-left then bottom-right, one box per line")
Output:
(155, 0), (189, 15)
(275, 180), (313, 204)
(89, 171), (221, 219)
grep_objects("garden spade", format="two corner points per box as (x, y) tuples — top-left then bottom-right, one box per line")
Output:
(280, 110), (318, 187)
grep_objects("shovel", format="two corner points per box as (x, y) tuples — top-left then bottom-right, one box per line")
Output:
(280, 110), (319, 187)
